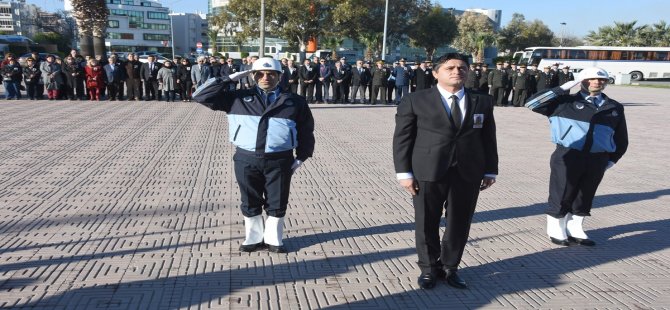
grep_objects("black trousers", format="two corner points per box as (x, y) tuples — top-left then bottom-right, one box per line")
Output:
(333, 82), (347, 103)
(289, 83), (298, 94)
(300, 82), (315, 102)
(547, 146), (609, 218)
(144, 79), (160, 100)
(512, 89), (528, 107)
(372, 85), (386, 104)
(233, 152), (294, 218)
(126, 78), (141, 100)
(351, 84), (367, 102)
(386, 84), (395, 103)
(414, 167), (480, 274)
(491, 86), (506, 106)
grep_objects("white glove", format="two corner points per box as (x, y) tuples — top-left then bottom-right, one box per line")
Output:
(559, 80), (580, 91)
(606, 161), (615, 170)
(291, 159), (303, 171)
(229, 70), (251, 82)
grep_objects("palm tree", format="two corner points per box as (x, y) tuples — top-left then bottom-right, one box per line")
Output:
(469, 31), (497, 63)
(321, 36), (343, 60)
(358, 32), (382, 61)
(207, 29), (219, 54)
(91, 0), (109, 57)
(69, 0), (94, 57)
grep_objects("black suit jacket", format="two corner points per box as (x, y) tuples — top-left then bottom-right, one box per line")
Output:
(393, 87), (498, 183)
(140, 62), (161, 81)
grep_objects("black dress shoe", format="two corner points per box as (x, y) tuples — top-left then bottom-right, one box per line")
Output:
(239, 242), (265, 252)
(550, 237), (571, 246)
(267, 245), (287, 253)
(568, 236), (596, 246)
(435, 268), (446, 279)
(417, 272), (437, 289)
(446, 270), (467, 289)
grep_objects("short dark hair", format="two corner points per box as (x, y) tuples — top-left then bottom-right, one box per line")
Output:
(433, 53), (469, 71)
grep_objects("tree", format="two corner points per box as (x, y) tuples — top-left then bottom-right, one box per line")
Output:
(522, 20), (554, 47)
(33, 32), (71, 52)
(408, 6), (458, 60)
(91, 0), (109, 57)
(69, 0), (94, 57)
(330, 0), (430, 54)
(585, 21), (649, 46)
(207, 29), (219, 54)
(498, 13), (554, 52)
(551, 34), (583, 47)
(470, 32), (498, 63)
(453, 12), (495, 61)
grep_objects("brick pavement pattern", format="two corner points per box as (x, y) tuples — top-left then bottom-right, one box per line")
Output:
(0, 86), (668, 309)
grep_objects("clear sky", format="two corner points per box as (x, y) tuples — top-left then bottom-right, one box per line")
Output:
(436, 0), (669, 37)
(27, 0), (669, 38)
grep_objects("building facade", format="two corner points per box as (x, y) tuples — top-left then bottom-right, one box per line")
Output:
(65, 0), (172, 54)
(170, 12), (208, 57)
(0, 0), (39, 36)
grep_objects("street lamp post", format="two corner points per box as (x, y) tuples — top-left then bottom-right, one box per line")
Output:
(560, 22), (567, 46)
(381, 0), (389, 61)
(259, 0), (265, 57)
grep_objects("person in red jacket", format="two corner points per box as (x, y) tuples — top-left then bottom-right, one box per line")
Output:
(85, 59), (106, 101)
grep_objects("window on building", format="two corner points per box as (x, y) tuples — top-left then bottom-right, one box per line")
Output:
(144, 33), (170, 41)
(147, 12), (169, 20)
(108, 20), (120, 28)
(108, 32), (134, 40)
(0, 7), (11, 14)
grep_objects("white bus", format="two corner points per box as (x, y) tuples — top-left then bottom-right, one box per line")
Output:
(517, 46), (670, 81)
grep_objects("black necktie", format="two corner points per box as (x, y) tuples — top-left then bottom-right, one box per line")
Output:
(450, 95), (462, 129)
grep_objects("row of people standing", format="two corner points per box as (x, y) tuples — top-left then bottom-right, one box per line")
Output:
(1, 50), (246, 102)
(465, 60), (574, 107)
(281, 56), (436, 105)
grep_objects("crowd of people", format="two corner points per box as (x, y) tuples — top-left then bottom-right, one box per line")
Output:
(2, 49), (577, 107)
(0, 49), (442, 105)
(465, 60), (575, 107)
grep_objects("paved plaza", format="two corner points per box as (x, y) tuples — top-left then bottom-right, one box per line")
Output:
(0, 86), (668, 309)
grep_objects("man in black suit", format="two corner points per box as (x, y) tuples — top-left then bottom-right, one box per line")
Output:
(393, 53), (498, 290)
(412, 60), (434, 91)
(140, 55), (161, 101)
(350, 59), (371, 103)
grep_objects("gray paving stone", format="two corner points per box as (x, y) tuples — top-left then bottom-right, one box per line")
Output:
(0, 86), (668, 308)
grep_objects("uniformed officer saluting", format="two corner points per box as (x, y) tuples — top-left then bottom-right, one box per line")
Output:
(193, 57), (315, 253)
(525, 67), (628, 247)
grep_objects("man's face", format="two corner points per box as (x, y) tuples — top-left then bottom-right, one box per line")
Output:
(304, 60), (311, 66)
(519, 67), (526, 73)
(503, 63), (510, 68)
(254, 70), (279, 91)
(432, 59), (468, 89)
(227, 59), (234, 66)
(133, 55), (140, 61)
(377, 63), (383, 69)
(356, 61), (363, 67)
(288, 60), (294, 67)
(148, 56), (155, 63)
(70, 50), (77, 56)
(420, 63), (427, 69)
(582, 78), (607, 94)
(210, 58), (216, 63)
(399, 61), (406, 66)
(563, 68), (569, 73)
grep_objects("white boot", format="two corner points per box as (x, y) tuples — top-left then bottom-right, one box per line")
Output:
(242, 215), (264, 245)
(547, 215), (569, 245)
(264, 216), (287, 253)
(264, 216), (285, 246)
(566, 214), (589, 239)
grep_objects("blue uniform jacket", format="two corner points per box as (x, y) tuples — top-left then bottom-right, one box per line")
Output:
(525, 87), (628, 163)
(192, 77), (315, 161)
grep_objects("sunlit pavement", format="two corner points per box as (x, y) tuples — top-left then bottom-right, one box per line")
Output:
(0, 85), (668, 309)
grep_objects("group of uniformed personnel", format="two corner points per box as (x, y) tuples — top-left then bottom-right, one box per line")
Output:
(465, 60), (575, 107)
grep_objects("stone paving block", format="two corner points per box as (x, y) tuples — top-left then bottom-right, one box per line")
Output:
(0, 87), (669, 308)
